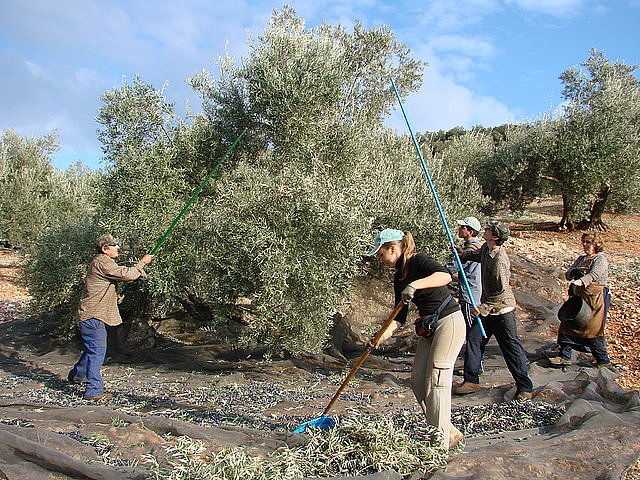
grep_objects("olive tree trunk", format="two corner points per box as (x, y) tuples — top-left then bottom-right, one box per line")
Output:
(577, 185), (610, 231)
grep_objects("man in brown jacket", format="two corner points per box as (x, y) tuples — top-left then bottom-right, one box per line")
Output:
(453, 222), (534, 401)
(68, 234), (153, 400)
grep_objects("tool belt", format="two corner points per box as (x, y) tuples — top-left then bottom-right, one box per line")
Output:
(414, 295), (453, 338)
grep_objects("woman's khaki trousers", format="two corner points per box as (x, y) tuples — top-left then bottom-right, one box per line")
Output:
(411, 310), (466, 448)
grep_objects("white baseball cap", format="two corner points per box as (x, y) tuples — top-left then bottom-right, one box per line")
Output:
(456, 216), (481, 233)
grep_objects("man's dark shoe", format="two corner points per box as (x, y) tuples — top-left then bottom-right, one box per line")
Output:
(454, 382), (481, 395)
(67, 372), (84, 384)
(85, 392), (112, 402)
(514, 391), (533, 402)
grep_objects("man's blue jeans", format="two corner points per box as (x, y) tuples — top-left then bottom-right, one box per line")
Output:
(68, 318), (107, 399)
(463, 310), (533, 393)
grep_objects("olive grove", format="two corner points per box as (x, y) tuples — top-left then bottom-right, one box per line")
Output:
(23, 7), (486, 354)
(474, 50), (640, 229)
(15, 37), (639, 357)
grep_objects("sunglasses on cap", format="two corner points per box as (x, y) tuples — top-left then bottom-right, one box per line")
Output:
(487, 221), (500, 236)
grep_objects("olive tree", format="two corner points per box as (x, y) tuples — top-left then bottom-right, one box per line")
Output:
(24, 6), (425, 354)
(477, 121), (558, 215)
(180, 6), (426, 353)
(469, 51), (639, 230)
(0, 130), (98, 247)
(24, 8), (486, 356)
(554, 49), (640, 229)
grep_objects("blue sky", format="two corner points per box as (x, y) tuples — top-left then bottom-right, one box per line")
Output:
(1, 0), (638, 170)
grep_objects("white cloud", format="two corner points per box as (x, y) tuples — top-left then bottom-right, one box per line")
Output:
(416, 0), (501, 31)
(386, 67), (515, 133)
(504, 0), (587, 17)
(24, 61), (53, 82)
(428, 35), (496, 57)
(73, 69), (104, 90)
(424, 35), (496, 82)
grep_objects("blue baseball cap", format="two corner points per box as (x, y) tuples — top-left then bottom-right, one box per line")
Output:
(367, 229), (404, 256)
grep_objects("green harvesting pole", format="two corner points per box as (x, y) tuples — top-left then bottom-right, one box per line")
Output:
(150, 128), (247, 255)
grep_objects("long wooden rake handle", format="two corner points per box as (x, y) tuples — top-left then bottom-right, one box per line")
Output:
(321, 301), (405, 416)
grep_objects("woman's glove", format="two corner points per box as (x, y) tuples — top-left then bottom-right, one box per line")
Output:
(570, 279), (584, 287)
(401, 284), (416, 304)
(568, 268), (585, 280)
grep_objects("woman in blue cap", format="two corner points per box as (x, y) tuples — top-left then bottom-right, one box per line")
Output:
(368, 228), (466, 449)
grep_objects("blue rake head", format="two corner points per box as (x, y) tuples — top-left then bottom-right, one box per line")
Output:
(293, 414), (335, 433)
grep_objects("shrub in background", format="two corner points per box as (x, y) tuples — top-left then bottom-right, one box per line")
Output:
(0, 130), (58, 247)
(354, 128), (488, 262)
(1, 130), (97, 248)
(25, 221), (102, 337)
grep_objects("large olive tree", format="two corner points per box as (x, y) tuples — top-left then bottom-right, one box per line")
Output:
(180, 6), (428, 353)
(25, 8), (487, 355)
(554, 50), (640, 230)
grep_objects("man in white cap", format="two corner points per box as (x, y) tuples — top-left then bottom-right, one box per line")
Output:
(445, 217), (484, 395)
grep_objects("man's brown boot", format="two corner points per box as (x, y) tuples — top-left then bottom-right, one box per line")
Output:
(549, 357), (571, 367)
(85, 392), (112, 402)
(454, 382), (480, 395)
(514, 391), (533, 401)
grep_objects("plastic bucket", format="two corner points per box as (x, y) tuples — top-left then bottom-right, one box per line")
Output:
(558, 296), (592, 329)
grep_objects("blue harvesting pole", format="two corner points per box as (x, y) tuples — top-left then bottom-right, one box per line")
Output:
(390, 78), (486, 338)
